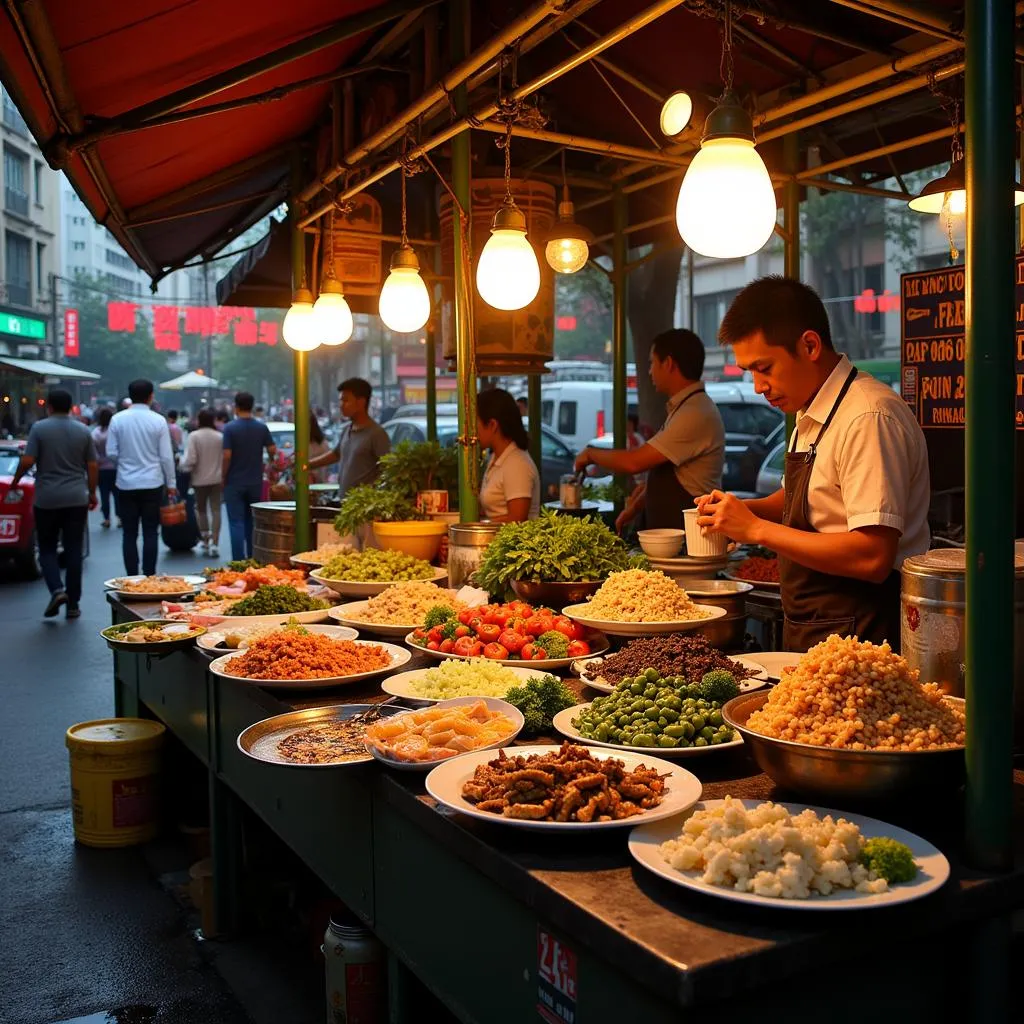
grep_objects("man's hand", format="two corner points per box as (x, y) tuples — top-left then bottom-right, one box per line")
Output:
(167, 487), (178, 501)
(573, 447), (591, 473)
(695, 489), (763, 544)
(614, 504), (638, 535)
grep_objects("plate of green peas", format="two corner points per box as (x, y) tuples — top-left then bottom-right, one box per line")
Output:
(552, 667), (744, 756)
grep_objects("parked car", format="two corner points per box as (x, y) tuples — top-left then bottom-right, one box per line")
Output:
(537, 382), (638, 454)
(0, 441), (40, 577)
(583, 383), (783, 492)
(755, 440), (786, 496)
(382, 415), (576, 500)
(265, 421), (295, 452)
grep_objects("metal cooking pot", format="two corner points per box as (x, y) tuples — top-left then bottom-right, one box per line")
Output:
(679, 579), (752, 651)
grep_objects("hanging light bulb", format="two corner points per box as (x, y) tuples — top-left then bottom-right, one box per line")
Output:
(283, 285), (320, 351)
(660, 91), (694, 138)
(543, 155), (594, 275)
(380, 245), (431, 332)
(909, 158), (1024, 215)
(675, 95), (777, 259)
(312, 208), (354, 346)
(378, 160), (431, 333)
(674, 2), (777, 259)
(476, 121), (540, 310)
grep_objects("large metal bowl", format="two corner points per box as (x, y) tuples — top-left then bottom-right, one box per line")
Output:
(510, 579), (602, 608)
(723, 690), (966, 802)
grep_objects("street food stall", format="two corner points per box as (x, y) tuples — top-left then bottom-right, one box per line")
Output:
(2, 0), (1022, 1019)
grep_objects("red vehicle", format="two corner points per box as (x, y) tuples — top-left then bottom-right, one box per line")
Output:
(0, 442), (40, 577)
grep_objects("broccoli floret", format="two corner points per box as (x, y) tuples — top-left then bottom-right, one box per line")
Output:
(505, 675), (578, 737)
(699, 669), (740, 704)
(423, 605), (456, 629)
(534, 631), (570, 659)
(439, 618), (461, 640)
(858, 837), (918, 883)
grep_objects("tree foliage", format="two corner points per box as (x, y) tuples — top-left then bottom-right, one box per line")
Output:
(553, 263), (613, 360)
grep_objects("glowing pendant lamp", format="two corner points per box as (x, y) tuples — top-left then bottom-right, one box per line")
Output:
(660, 91), (694, 138)
(380, 244), (431, 333)
(313, 210), (354, 346)
(543, 155), (594, 275)
(283, 284), (320, 352)
(378, 165), (431, 333)
(476, 123), (540, 310)
(675, 92), (777, 259)
(909, 158), (1024, 215)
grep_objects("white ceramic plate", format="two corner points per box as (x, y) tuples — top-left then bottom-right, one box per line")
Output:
(104, 574), (207, 589)
(207, 639), (410, 689)
(750, 651), (805, 681)
(197, 622), (359, 652)
(425, 744), (703, 831)
(380, 664), (544, 703)
(405, 630), (610, 671)
(628, 799), (950, 910)
(289, 555), (327, 569)
(328, 601), (426, 638)
(177, 606), (334, 626)
(552, 705), (744, 757)
(365, 696), (525, 772)
(721, 570), (781, 591)
(310, 567), (448, 597)
(561, 603), (727, 638)
(575, 654), (769, 695)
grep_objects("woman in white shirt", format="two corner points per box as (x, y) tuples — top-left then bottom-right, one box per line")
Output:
(180, 408), (224, 556)
(477, 388), (540, 522)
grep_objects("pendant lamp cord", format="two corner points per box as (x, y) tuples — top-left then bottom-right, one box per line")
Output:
(400, 137), (409, 247)
(720, 0), (735, 93)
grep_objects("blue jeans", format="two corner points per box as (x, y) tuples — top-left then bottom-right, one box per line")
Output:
(97, 468), (118, 521)
(224, 483), (262, 560)
(35, 504), (87, 604)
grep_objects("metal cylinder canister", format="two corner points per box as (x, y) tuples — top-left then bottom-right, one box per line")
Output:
(901, 547), (1024, 749)
(447, 522), (502, 588)
(323, 916), (386, 1024)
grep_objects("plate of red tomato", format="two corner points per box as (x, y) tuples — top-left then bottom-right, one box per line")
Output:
(406, 600), (610, 670)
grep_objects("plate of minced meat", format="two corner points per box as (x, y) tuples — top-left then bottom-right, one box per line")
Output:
(573, 633), (768, 694)
(237, 703), (412, 767)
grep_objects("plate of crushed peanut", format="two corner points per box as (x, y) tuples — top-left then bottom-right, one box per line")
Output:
(424, 741), (702, 831)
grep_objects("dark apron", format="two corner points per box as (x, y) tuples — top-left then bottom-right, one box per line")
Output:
(643, 387), (703, 530)
(779, 368), (902, 653)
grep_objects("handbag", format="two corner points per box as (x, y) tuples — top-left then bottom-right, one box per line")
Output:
(159, 500), (187, 526)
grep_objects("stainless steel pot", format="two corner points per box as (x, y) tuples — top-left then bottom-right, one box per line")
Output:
(447, 522), (502, 589)
(678, 579), (752, 651)
(901, 547), (1024, 751)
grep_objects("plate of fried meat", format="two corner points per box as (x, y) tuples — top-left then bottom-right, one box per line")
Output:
(424, 741), (702, 831)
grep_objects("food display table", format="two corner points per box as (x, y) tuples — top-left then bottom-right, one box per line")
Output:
(108, 595), (1022, 1024)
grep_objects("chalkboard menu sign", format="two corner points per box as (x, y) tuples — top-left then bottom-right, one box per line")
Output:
(900, 259), (1024, 429)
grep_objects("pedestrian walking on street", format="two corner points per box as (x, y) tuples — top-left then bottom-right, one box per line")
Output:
(91, 406), (119, 528)
(181, 408), (223, 557)
(107, 379), (178, 576)
(11, 388), (97, 618)
(222, 391), (276, 560)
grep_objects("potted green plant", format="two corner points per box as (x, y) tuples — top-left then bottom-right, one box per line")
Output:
(378, 441), (459, 518)
(333, 484), (447, 562)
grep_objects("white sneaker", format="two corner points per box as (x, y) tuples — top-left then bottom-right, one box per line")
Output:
(200, 542), (210, 556)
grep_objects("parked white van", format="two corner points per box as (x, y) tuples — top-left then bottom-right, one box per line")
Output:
(537, 382), (638, 453)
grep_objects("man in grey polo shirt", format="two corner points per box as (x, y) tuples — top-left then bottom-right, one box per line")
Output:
(574, 328), (725, 531)
(307, 377), (390, 499)
(11, 388), (98, 619)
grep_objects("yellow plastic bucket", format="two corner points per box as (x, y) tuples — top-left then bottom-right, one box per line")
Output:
(65, 718), (165, 848)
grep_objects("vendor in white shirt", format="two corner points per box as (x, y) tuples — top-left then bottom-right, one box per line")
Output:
(695, 276), (930, 652)
(477, 388), (540, 522)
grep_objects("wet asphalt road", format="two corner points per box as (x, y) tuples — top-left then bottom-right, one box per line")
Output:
(0, 514), (256, 1024)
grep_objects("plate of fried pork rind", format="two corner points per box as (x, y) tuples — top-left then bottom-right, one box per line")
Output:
(424, 741), (702, 831)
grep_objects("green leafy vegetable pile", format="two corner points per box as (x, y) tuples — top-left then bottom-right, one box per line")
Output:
(227, 585), (328, 616)
(473, 510), (647, 599)
(504, 675), (579, 736)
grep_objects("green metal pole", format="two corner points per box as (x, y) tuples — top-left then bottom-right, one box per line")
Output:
(528, 374), (541, 475)
(289, 165), (311, 553)
(450, 0), (478, 522)
(612, 187), (628, 503)
(425, 324), (438, 442)
(784, 130), (800, 445)
(964, 0), (1015, 871)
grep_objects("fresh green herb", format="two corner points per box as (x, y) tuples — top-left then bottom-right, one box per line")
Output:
(473, 509), (647, 599)
(378, 441), (458, 501)
(583, 478), (630, 506)
(504, 675), (579, 737)
(423, 605), (457, 629)
(858, 837), (918, 883)
(698, 669), (739, 704)
(333, 485), (425, 537)
(226, 585), (327, 616)
(204, 557), (261, 577)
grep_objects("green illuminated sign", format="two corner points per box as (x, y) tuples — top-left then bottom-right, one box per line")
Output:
(0, 311), (46, 340)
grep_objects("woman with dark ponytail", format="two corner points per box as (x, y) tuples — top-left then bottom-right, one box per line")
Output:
(476, 387), (540, 522)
